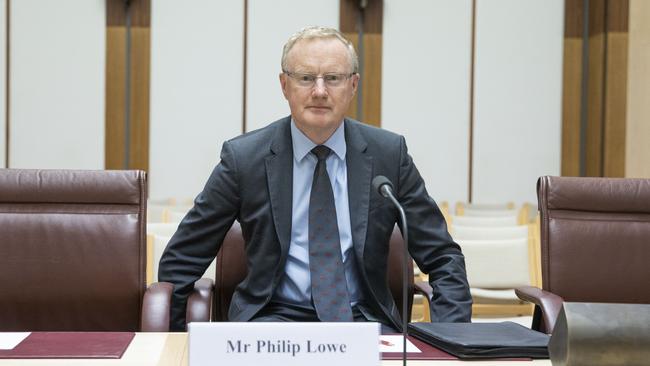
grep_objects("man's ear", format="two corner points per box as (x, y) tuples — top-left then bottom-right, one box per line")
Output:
(351, 73), (360, 96)
(280, 73), (289, 99)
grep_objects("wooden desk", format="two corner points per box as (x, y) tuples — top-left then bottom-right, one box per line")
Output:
(0, 333), (551, 365)
(0, 333), (187, 366)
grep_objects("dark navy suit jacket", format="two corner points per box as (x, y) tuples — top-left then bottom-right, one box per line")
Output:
(159, 116), (472, 331)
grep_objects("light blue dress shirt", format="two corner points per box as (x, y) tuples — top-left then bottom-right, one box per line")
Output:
(272, 120), (363, 308)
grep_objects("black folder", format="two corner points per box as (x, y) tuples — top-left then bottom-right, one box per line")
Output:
(408, 321), (550, 359)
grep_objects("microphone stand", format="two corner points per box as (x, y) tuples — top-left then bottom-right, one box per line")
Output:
(385, 192), (409, 366)
(377, 182), (409, 366)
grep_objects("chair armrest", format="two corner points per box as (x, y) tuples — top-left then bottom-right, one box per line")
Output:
(141, 281), (173, 332)
(414, 280), (433, 302)
(187, 278), (214, 323)
(515, 285), (564, 334)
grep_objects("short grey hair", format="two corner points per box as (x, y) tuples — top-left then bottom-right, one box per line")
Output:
(281, 26), (359, 74)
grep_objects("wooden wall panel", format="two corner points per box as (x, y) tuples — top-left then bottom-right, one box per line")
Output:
(343, 33), (382, 126)
(128, 27), (150, 171)
(340, 0), (382, 126)
(584, 0), (606, 177)
(562, 0), (629, 178)
(561, 39), (583, 176)
(561, 0), (584, 176)
(105, 0), (150, 171)
(602, 0), (628, 177)
(105, 26), (126, 170)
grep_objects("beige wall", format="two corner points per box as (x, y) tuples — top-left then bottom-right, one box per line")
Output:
(10, 0), (105, 169)
(2, 1), (567, 205)
(625, 0), (650, 178)
(0, 0), (5, 168)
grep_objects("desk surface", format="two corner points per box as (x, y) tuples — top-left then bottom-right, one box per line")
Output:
(0, 333), (552, 366)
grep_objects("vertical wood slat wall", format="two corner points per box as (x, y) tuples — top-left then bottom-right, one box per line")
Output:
(585, 0), (606, 177)
(561, 0), (628, 177)
(340, 0), (382, 127)
(561, 0), (583, 176)
(106, 0), (150, 172)
(603, 0), (628, 177)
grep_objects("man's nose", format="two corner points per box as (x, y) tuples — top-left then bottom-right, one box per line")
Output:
(312, 78), (328, 97)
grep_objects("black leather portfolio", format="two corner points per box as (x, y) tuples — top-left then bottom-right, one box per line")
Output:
(408, 321), (550, 359)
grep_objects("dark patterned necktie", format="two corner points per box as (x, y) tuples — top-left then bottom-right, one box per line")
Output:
(309, 145), (353, 321)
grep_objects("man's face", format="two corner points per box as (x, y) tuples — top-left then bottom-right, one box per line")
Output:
(280, 38), (359, 140)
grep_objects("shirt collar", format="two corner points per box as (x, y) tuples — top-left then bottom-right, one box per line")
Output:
(290, 119), (347, 162)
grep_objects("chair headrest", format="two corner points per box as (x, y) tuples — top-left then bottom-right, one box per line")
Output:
(538, 176), (650, 213)
(0, 169), (145, 205)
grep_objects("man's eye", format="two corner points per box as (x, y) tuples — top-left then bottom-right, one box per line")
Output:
(324, 75), (341, 82)
(299, 75), (315, 82)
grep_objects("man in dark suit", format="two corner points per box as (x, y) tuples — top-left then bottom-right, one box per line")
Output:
(159, 26), (471, 332)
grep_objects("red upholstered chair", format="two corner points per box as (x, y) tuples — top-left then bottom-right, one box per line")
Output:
(516, 176), (650, 334)
(0, 169), (172, 331)
(186, 223), (415, 324)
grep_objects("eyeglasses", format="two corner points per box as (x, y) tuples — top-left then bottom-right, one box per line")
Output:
(283, 70), (355, 88)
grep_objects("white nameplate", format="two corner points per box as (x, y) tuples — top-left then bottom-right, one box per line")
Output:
(0, 332), (30, 350)
(188, 322), (380, 366)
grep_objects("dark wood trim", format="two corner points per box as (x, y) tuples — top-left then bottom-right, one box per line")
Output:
(588, 0), (606, 36)
(107, 0), (150, 27)
(584, 0), (605, 176)
(606, 0), (628, 32)
(468, 0), (476, 202)
(340, 0), (382, 34)
(565, 0), (584, 38)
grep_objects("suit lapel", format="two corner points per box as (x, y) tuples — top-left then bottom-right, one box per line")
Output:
(345, 120), (372, 261)
(265, 117), (293, 256)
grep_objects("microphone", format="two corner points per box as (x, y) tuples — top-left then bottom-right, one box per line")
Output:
(372, 175), (409, 366)
(372, 175), (393, 198)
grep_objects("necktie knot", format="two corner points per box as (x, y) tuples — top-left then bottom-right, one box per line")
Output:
(312, 145), (331, 161)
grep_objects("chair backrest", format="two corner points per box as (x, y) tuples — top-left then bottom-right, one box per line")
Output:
(213, 222), (414, 321)
(538, 176), (650, 303)
(0, 169), (147, 331)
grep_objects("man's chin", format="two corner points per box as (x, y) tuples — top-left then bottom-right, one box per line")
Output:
(307, 117), (342, 128)
(302, 114), (333, 126)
